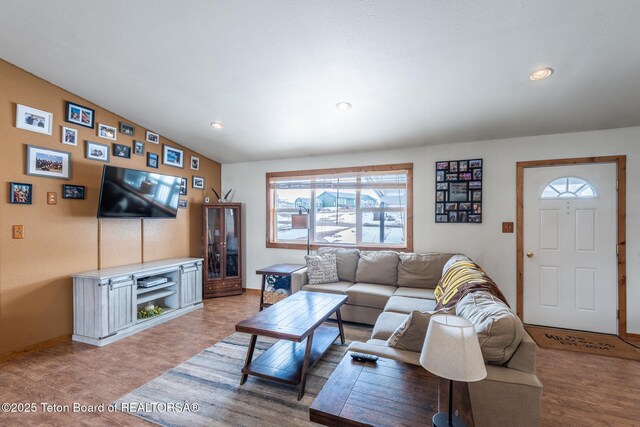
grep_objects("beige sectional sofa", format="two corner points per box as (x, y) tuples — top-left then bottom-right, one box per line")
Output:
(291, 248), (543, 427)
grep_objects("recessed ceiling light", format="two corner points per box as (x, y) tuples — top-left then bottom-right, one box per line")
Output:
(210, 121), (224, 129)
(335, 102), (352, 111)
(529, 68), (554, 81)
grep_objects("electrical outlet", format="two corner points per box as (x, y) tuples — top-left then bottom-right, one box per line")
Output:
(502, 222), (514, 233)
(13, 225), (24, 239)
(47, 192), (57, 205)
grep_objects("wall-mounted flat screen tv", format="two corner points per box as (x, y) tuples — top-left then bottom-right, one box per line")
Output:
(97, 166), (181, 218)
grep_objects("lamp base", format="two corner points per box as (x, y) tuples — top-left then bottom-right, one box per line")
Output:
(432, 412), (467, 427)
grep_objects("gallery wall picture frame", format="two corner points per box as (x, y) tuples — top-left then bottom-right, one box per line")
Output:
(98, 123), (117, 141)
(192, 175), (205, 189)
(163, 145), (184, 168)
(147, 152), (159, 168)
(86, 140), (110, 163)
(16, 104), (53, 135)
(146, 131), (159, 144)
(65, 101), (95, 129)
(10, 182), (33, 204)
(133, 140), (144, 156)
(113, 143), (131, 159)
(435, 158), (482, 223)
(178, 199), (188, 209)
(62, 126), (78, 146)
(26, 145), (71, 180)
(119, 122), (135, 136)
(62, 184), (85, 200)
(190, 156), (200, 170)
(180, 177), (188, 195)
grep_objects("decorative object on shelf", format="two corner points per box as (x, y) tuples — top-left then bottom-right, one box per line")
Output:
(26, 145), (71, 180)
(137, 304), (164, 319)
(62, 126), (78, 146)
(190, 155), (200, 170)
(211, 188), (232, 202)
(146, 131), (159, 144)
(435, 159), (482, 223)
(86, 140), (110, 163)
(65, 101), (95, 128)
(97, 123), (117, 141)
(16, 104), (53, 135)
(203, 203), (242, 298)
(180, 177), (188, 195)
(119, 122), (135, 136)
(9, 182), (32, 204)
(193, 176), (205, 189)
(62, 184), (85, 200)
(420, 314), (486, 427)
(113, 143), (131, 159)
(133, 140), (144, 156)
(178, 199), (188, 208)
(291, 206), (310, 255)
(163, 145), (184, 168)
(147, 152), (159, 168)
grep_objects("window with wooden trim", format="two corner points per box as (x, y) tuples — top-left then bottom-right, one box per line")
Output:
(266, 164), (413, 250)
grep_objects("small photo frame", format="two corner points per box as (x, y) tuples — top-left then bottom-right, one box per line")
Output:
(436, 171), (445, 182)
(459, 202), (471, 211)
(120, 122), (135, 136)
(436, 203), (444, 214)
(445, 203), (458, 211)
(448, 211), (458, 222)
(192, 176), (205, 189)
(178, 199), (188, 209)
(98, 123), (117, 141)
(16, 104), (53, 135)
(86, 140), (110, 163)
(133, 140), (144, 156)
(113, 143), (131, 159)
(459, 161), (468, 172)
(445, 173), (458, 181)
(436, 183), (448, 190)
(190, 156), (200, 170)
(472, 203), (482, 214)
(10, 182), (33, 204)
(62, 126), (78, 146)
(469, 159), (482, 168)
(449, 182), (468, 202)
(469, 215), (482, 223)
(180, 177), (188, 195)
(146, 131), (159, 144)
(459, 211), (468, 222)
(436, 161), (448, 170)
(436, 191), (445, 202)
(473, 169), (482, 180)
(163, 145), (184, 168)
(469, 181), (482, 189)
(65, 101), (95, 128)
(472, 191), (482, 201)
(26, 145), (71, 180)
(147, 152), (159, 168)
(62, 184), (85, 200)
(449, 162), (458, 172)
(459, 172), (472, 181)
(436, 214), (448, 223)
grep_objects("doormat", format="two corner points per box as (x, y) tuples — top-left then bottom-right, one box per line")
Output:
(525, 325), (640, 361)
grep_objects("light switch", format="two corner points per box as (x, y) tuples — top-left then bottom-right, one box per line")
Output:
(47, 192), (57, 205)
(13, 225), (24, 239)
(502, 222), (514, 233)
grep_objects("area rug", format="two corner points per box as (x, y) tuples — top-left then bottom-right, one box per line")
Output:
(525, 325), (640, 361)
(115, 322), (372, 426)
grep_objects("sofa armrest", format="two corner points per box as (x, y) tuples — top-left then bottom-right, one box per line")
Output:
(291, 267), (308, 293)
(505, 331), (537, 374)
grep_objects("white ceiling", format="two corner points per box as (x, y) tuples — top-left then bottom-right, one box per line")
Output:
(2, 1), (640, 164)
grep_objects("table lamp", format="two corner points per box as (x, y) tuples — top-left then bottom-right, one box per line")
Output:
(291, 206), (310, 255)
(420, 314), (487, 427)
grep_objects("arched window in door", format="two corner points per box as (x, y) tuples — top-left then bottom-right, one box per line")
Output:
(540, 176), (598, 199)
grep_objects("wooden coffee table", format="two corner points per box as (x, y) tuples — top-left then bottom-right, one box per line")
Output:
(235, 291), (348, 400)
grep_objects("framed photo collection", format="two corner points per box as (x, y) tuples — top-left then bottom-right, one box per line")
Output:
(86, 140), (110, 163)
(16, 104), (53, 135)
(98, 123), (117, 141)
(163, 145), (184, 168)
(26, 145), (71, 180)
(10, 182), (33, 204)
(65, 101), (95, 129)
(62, 184), (85, 200)
(435, 159), (482, 223)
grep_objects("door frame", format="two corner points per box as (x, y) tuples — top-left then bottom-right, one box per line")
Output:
(516, 156), (627, 337)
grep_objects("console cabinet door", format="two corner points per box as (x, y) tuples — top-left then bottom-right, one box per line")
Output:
(180, 263), (202, 307)
(108, 278), (135, 333)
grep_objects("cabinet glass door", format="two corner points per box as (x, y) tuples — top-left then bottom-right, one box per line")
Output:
(225, 207), (240, 278)
(206, 207), (224, 280)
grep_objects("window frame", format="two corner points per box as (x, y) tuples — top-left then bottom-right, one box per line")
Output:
(266, 163), (413, 251)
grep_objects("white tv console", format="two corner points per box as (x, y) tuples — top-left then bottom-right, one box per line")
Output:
(72, 258), (203, 346)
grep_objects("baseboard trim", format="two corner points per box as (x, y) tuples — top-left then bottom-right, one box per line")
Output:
(0, 334), (71, 363)
(625, 332), (640, 340)
(242, 288), (261, 295)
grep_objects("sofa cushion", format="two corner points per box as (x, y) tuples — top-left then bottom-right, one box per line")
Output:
(317, 247), (360, 282)
(456, 290), (525, 365)
(371, 311), (408, 340)
(397, 253), (454, 288)
(386, 310), (435, 352)
(305, 254), (339, 285)
(394, 287), (435, 300)
(346, 283), (396, 309)
(301, 281), (353, 295)
(384, 296), (437, 314)
(355, 251), (399, 286)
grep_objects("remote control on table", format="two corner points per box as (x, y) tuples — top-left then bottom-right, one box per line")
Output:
(350, 352), (379, 362)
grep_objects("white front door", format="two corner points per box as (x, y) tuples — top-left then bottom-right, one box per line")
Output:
(523, 163), (617, 334)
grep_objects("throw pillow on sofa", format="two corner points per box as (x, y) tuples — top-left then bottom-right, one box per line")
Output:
(305, 254), (339, 285)
(355, 251), (399, 286)
(386, 308), (450, 352)
(317, 247), (360, 282)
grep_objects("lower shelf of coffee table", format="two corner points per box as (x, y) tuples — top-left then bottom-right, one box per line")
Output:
(242, 325), (340, 385)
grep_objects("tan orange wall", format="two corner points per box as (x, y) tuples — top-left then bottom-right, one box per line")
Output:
(0, 60), (221, 356)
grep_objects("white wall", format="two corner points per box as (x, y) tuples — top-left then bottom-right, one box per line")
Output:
(223, 126), (640, 333)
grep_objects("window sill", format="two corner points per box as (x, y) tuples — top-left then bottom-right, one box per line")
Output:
(266, 241), (413, 252)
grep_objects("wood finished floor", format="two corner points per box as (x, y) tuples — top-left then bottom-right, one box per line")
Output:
(0, 293), (639, 426)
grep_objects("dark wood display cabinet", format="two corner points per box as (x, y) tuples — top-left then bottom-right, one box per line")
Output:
(203, 203), (242, 297)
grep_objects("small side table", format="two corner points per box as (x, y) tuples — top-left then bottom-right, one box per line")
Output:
(256, 264), (305, 311)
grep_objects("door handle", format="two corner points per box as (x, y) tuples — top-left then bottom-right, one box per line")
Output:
(526, 251), (534, 258)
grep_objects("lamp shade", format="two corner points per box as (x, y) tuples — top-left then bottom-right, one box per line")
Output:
(420, 314), (487, 382)
(291, 213), (309, 229)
